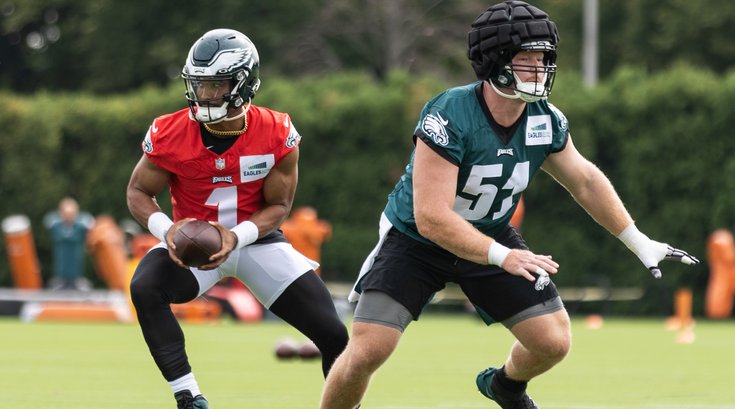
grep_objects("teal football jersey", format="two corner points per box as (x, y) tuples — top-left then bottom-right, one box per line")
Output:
(384, 81), (569, 245)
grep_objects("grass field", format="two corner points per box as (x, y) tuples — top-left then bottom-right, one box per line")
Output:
(0, 314), (733, 409)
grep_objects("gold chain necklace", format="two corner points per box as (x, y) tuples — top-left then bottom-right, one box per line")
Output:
(203, 116), (248, 137)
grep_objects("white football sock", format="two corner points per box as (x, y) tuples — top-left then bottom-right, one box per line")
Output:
(169, 372), (202, 397)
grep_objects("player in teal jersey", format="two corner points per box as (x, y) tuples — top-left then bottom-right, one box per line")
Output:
(384, 82), (569, 245)
(320, 2), (699, 409)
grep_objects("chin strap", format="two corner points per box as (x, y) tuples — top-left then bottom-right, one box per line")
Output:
(490, 71), (548, 103)
(221, 98), (251, 122)
(192, 98), (252, 124)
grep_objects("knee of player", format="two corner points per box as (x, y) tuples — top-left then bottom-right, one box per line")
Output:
(520, 318), (572, 361)
(129, 276), (162, 307)
(537, 329), (572, 361)
(128, 281), (148, 307)
(549, 335), (572, 360)
(330, 325), (350, 349)
(313, 323), (349, 354)
(341, 342), (393, 374)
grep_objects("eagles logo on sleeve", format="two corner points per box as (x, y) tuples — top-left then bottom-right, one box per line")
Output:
(285, 124), (301, 148)
(142, 131), (153, 153)
(422, 112), (450, 146)
(549, 103), (568, 133)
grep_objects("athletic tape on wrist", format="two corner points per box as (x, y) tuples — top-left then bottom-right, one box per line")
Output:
(231, 220), (259, 250)
(147, 212), (174, 242)
(487, 241), (511, 266)
(617, 224), (647, 252)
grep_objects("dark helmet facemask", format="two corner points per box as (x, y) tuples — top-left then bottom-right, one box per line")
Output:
(491, 40), (557, 102)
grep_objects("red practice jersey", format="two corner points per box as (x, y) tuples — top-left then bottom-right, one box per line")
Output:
(142, 106), (301, 228)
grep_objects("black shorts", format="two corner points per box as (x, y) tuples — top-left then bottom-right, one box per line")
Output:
(357, 226), (560, 324)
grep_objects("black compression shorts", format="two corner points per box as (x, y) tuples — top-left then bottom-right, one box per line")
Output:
(356, 226), (561, 325)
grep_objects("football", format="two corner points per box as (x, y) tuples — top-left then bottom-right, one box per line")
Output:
(172, 220), (222, 267)
(297, 340), (321, 360)
(274, 338), (299, 360)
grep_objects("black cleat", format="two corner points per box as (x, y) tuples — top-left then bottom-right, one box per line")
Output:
(174, 390), (210, 409)
(476, 367), (539, 409)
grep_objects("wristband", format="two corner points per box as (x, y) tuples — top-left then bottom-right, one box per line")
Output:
(231, 220), (259, 250)
(487, 241), (511, 266)
(147, 212), (174, 242)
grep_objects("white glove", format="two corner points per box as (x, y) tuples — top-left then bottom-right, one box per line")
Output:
(617, 224), (699, 279)
(534, 268), (551, 291)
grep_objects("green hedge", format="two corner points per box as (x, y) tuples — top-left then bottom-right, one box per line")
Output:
(1, 66), (733, 315)
(522, 66), (735, 315)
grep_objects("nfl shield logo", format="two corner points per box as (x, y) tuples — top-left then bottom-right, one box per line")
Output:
(215, 158), (225, 170)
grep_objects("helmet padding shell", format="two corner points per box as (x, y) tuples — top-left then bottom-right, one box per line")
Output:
(468, 1), (559, 85)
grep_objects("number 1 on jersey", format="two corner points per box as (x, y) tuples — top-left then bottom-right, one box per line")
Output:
(206, 186), (238, 227)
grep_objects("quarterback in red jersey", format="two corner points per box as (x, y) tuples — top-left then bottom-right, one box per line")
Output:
(126, 29), (348, 409)
(143, 104), (299, 225)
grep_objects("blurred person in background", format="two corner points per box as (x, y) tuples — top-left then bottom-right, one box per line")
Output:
(319, 2), (699, 409)
(126, 28), (348, 409)
(43, 197), (94, 291)
(281, 206), (332, 275)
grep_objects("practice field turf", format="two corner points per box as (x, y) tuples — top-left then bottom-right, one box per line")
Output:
(0, 314), (733, 409)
